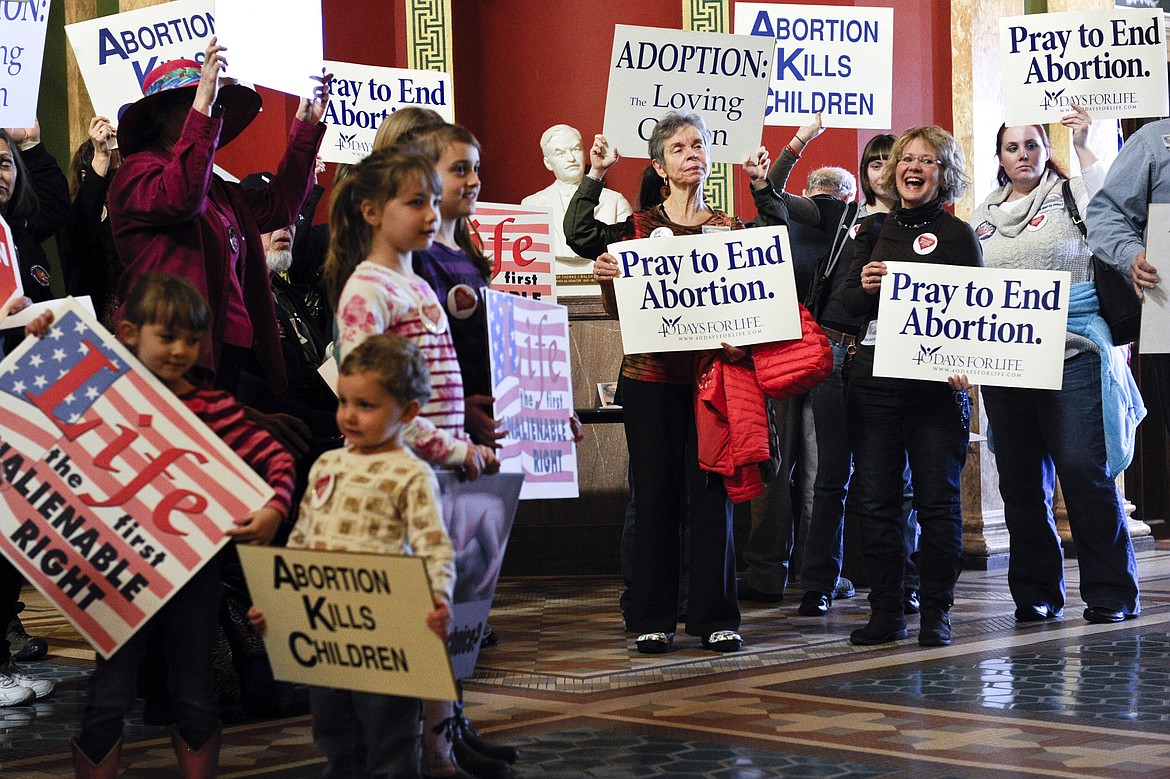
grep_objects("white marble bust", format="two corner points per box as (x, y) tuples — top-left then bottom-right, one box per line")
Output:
(522, 124), (632, 260)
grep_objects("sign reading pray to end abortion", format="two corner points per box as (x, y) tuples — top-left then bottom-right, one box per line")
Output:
(734, 2), (893, 129)
(603, 24), (772, 164)
(320, 61), (453, 164)
(0, 0), (51, 128)
(873, 262), (1071, 389)
(609, 226), (799, 354)
(1000, 9), (1168, 125)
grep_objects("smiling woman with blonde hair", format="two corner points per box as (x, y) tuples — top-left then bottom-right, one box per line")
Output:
(840, 125), (981, 649)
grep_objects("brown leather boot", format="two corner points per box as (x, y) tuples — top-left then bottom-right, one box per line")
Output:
(172, 727), (221, 779)
(71, 737), (121, 779)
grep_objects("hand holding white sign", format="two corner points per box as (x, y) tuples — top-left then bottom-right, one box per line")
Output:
(213, 0), (324, 99)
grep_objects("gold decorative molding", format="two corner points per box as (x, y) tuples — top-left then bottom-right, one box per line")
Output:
(683, 0), (733, 214)
(405, 0), (453, 77)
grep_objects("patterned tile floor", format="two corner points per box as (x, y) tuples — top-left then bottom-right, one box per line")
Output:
(5, 544), (1170, 777)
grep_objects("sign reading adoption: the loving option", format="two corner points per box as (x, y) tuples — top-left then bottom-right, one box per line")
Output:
(238, 546), (457, 701)
(1000, 9), (1168, 125)
(873, 262), (1071, 389)
(66, 0), (214, 128)
(320, 61), (453, 164)
(609, 226), (799, 353)
(0, 298), (275, 658)
(603, 25), (772, 164)
(0, 0), (52, 128)
(734, 3), (893, 129)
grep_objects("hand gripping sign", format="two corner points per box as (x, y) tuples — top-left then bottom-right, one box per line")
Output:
(0, 298), (274, 657)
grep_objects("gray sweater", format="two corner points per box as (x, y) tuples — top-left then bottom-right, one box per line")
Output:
(968, 167), (1103, 357)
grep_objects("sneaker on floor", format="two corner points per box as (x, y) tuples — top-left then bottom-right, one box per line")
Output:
(7, 604), (48, 662)
(0, 670), (35, 706)
(832, 577), (856, 600)
(702, 630), (743, 652)
(0, 662), (52, 700)
(635, 632), (674, 654)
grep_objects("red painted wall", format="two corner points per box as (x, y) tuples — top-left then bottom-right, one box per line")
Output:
(215, 1), (953, 223)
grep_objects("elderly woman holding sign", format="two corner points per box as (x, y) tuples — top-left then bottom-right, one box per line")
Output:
(840, 125), (981, 648)
(567, 111), (787, 655)
(966, 107), (1141, 626)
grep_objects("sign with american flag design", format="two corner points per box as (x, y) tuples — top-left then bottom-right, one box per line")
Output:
(485, 290), (576, 500)
(0, 298), (274, 657)
(474, 202), (557, 303)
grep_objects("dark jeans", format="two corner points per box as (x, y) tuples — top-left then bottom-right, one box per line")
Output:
(846, 382), (968, 598)
(743, 394), (803, 594)
(802, 343), (919, 595)
(0, 559), (23, 664)
(78, 559), (222, 761)
(982, 352), (1139, 615)
(310, 687), (422, 778)
(623, 378), (738, 637)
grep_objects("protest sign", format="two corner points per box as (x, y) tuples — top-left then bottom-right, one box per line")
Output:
(238, 546), (457, 700)
(0, 212), (21, 327)
(608, 225), (798, 353)
(435, 471), (522, 679)
(320, 61), (453, 164)
(1139, 203), (1170, 352)
(66, 0), (214, 127)
(486, 290), (576, 500)
(475, 202), (557, 303)
(1000, 9), (1168, 125)
(873, 262), (1070, 389)
(214, 0), (323, 98)
(0, 0), (51, 128)
(2, 296), (94, 331)
(0, 298), (275, 658)
(603, 25), (772, 164)
(734, 3), (893, 129)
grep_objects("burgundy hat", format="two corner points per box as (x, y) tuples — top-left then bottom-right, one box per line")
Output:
(116, 58), (262, 156)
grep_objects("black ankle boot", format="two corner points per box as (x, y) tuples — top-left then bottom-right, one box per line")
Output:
(849, 611), (907, 645)
(918, 607), (952, 646)
(461, 727), (520, 765)
(453, 736), (513, 779)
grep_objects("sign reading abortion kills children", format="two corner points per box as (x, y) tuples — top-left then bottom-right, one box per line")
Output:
(1000, 9), (1168, 125)
(435, 471), (522, 679)
(214, 0), (323, 99)
(0, 298), (275, 658)
(476, 203), (557, 304)
(486, 290), (577, 500)
(238, 546), (457, 700)
(873, 262), (1071, 389)
(609, 225), (799, 354)
(603, 25), (772, 165)
(734, 2), (893, 129)
(0, 0), (52, 128)
(66, 0), (214, 128)
(320, 61), (453, 164)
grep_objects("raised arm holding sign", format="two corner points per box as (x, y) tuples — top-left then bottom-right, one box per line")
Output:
(969, 114), (1142, 627)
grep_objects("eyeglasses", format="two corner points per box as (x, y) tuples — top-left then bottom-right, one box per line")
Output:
(898, 155), (941, 167)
